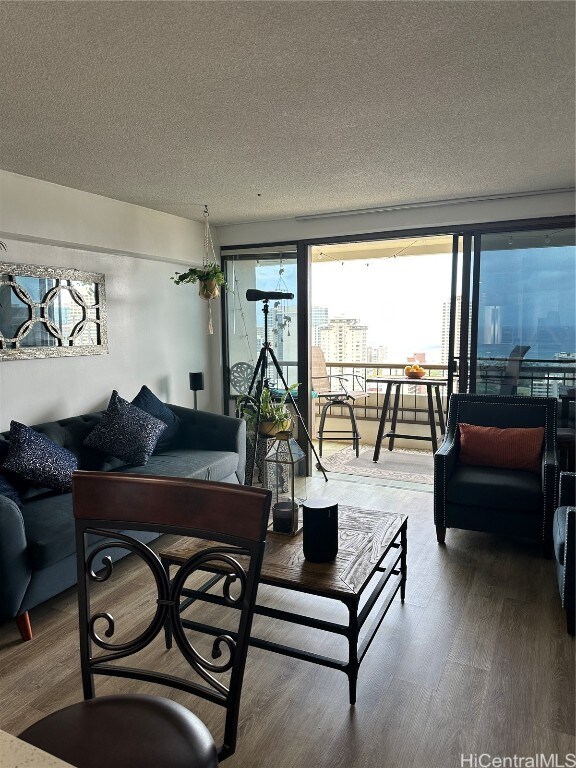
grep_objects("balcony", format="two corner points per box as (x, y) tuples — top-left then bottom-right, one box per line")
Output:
(268, 357), (575, 456)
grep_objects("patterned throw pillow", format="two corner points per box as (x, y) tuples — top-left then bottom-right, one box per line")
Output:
(83, 390), (166, 466)
(131, 385), (181, 453)
(2, 421), (78, 492)
(458, 423), (545, 474)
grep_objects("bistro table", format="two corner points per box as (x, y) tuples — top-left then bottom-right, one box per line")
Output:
(368, 375), (448, 460)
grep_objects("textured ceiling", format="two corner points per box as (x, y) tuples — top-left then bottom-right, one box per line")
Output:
(0, 1), (574, 225)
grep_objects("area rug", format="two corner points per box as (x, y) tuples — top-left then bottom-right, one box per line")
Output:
(320, 445), (434, 485)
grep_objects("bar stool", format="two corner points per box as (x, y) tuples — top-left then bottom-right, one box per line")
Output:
(311, 347), (368, 457)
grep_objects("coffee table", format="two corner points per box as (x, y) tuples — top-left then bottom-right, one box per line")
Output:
(159, 505), (407, 704)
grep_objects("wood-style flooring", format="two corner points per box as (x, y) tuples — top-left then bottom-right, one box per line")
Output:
(0, 474), (573, 768)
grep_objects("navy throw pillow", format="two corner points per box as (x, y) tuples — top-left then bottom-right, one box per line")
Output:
(131, 385), (181, 452)
(2, 421), (78, 492)
(83, 390), (166, 466)
(0, 472), (23, 508)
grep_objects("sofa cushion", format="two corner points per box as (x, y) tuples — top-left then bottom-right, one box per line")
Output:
(21, 493), (163, 571)
(447, 465), (542, 513)
(458, 423), (545, 474)
(21, 493), (76, 570)
(119, 449), (239, 483)
(131, 386), (181, 453)
(0, 472), (23, 508)
(84, 391), (166, 466)
(2, 421), (78, 492)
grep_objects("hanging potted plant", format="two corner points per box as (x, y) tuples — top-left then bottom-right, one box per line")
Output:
(171, 206), (225, 334)
(171, 262), (226, 299)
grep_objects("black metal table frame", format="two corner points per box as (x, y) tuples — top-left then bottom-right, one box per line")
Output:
(369, 377), (447, 461)
(161, 519), (407, 706)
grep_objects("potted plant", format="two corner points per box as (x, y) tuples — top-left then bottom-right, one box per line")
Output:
(171, 262), (226, 300)
(238, 384), (298, 437)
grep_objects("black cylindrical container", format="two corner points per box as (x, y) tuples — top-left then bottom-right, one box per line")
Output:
(302, 498), (338, 562)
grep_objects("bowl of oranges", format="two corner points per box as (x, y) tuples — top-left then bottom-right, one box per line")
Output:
(404, 364), (426, 379)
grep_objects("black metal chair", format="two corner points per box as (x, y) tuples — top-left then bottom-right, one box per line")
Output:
(311, 346), (368, 457)
(434, 394), (558, 550)
(19, 472), (271, 767)
(499, 345), (530, 395)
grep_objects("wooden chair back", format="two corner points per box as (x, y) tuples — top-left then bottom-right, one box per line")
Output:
(73, 471), (271, 761)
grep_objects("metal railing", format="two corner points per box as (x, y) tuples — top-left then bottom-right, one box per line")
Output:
(230, 357), (575, 428)
(320, 362), (449, 426)
(320, 358), (575, 427)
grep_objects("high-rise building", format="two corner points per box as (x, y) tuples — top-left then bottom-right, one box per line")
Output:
(311, 306), (329, 347)
(318, 317), (367, 363)
(367, 345), (388, 363)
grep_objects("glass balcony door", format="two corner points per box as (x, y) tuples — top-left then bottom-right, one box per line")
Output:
(222, 248), (299, 414)
(470, 227), (575, 396)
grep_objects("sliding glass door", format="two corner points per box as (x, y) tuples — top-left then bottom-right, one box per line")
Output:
(222, 247), (298, 414)
(471, 227), (575, 395)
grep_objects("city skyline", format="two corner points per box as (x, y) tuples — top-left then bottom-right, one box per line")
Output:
(312, 252), (453, 362)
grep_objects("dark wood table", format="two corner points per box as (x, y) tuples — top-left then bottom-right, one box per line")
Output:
(160, 505), (407, 705)
(368, 375), (448, 460)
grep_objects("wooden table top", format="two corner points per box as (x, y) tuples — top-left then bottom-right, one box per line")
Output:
(367, 376), (448, 386)
(160, 505), (406, 601)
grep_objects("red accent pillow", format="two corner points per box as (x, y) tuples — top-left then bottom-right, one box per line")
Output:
(458, 423), (545, 473)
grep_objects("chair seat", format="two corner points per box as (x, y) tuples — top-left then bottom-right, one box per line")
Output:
(317, 390), (368, 402)
(446, 465), (542, 513)
(20, 694), (218, 768)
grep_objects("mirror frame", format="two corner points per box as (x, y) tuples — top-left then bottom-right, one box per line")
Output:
(0, 261), (108, 360)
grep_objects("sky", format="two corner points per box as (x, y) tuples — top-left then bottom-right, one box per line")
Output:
(312, 253), (453, 361)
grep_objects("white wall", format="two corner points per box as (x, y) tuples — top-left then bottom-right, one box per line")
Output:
(0, 170), (223, 431)
(216, 190), (575, 245)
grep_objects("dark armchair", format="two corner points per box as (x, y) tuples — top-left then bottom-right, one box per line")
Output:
(434, 394), (558, 549)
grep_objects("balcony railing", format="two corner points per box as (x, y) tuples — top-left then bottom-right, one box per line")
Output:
(232, 358), (575, 432)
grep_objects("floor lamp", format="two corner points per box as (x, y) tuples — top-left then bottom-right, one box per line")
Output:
(189, 372), (204, 410)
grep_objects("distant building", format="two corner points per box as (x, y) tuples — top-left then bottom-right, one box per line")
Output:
(407, 352), (427, 364)
(311, 306), (329, 347)
(441, 296), (462, 364)
(367, 345), (388, 363)
(318, 317), (367, 363)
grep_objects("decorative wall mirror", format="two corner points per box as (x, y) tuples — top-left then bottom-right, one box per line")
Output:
(0, 262), (108, 360)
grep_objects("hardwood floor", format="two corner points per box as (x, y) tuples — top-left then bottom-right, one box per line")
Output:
(0, 474), (573, 767)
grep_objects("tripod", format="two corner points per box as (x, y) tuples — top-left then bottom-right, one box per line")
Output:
(241, 298), (328, 485)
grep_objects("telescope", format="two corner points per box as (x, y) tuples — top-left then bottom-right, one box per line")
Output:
(246, 289), (294, 302)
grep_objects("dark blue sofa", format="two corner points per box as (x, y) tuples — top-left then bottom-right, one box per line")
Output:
(0, 404), (246, 641)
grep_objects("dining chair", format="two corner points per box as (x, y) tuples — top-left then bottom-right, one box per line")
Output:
(311, 346), (368, 457)
(19, 472), (271, 767)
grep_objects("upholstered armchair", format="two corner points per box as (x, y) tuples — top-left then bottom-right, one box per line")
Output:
(553, 472), (575, 635)
(434, 394), (558, 550)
